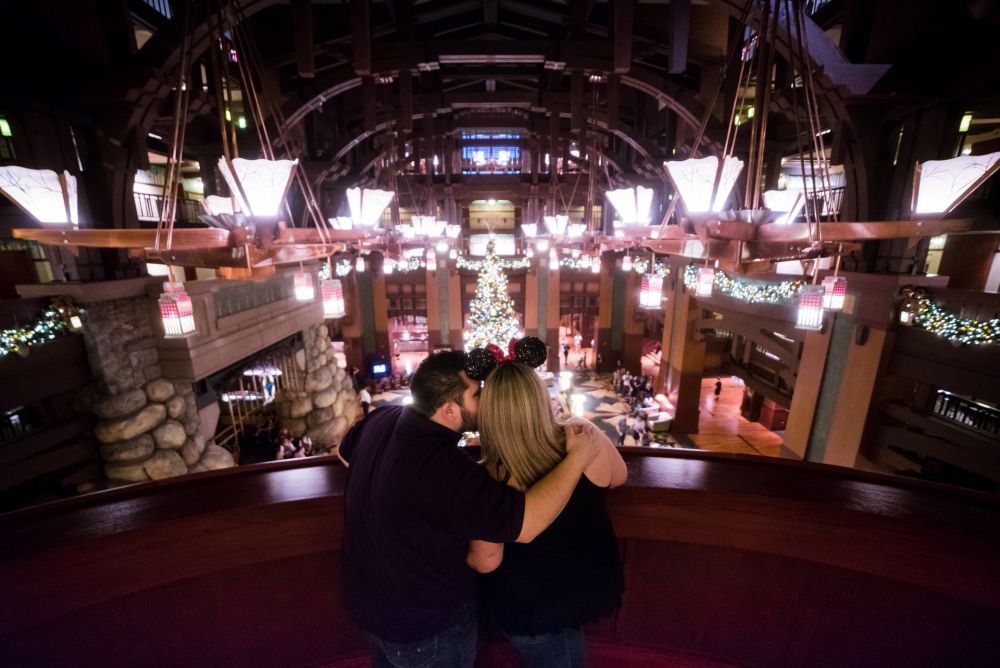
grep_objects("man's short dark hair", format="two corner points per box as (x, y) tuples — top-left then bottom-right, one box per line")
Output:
(409, 350), (469, 418)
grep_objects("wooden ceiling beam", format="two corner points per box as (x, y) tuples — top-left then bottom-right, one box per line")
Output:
(290, 0), (315, 79)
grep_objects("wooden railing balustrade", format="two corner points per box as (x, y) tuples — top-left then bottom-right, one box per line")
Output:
(1, 449), (998, 667)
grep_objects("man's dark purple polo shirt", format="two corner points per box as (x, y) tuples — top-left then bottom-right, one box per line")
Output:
(339, 405), (526, 643)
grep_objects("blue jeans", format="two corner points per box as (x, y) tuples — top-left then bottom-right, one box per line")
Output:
(506, 626), (586, 668)
(370, 609), (477, 668)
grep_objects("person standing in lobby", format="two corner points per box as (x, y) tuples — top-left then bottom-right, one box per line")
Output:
(337, 350), (600, 668)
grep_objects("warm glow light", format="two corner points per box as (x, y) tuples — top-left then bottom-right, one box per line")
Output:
(567, 223), (586, 238)
(322, 279), (346, 318)
(294, 272), (315, 301)
(217, 157), (298, 217)
(640, 274), (664, 309)
(330, 216), (354, 231)
(383, 259), (395, 275)
(521, 223), (538, 237)
(622, 255), (633, 272)
(543, 215), (569, 235)
(0, 166), (79, 225)
(487, 198), (497, 206)
(449, 249), (458, 260)
(796, 285), (825, 331)
(696, 267), (715, 297)
(347, 187), (395, 227)
(445, 224), (461, 239)
(762, 189), (806, 224)
(411, 215), (447, 237)
(203, 195), (239, 216)
(536, 239), (550, 252)
(663, 156), (744, 213)
(355, 256), (365, 272)
(821, 276), (847, 311)
(426, 249), (438, 271)
(159, 283), (196, 337)
(69, 315), (83, 330)
(591, 257), (601, 273)
(549, 248), (558, 265)
(914, 152), (1000, 215)
(606, 186), (654, 225)
(959, 113), (973, 133)
(435, 240), (449, 253)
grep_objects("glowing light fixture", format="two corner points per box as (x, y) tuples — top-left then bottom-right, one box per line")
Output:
(548, 248), (558, 265)
(521, 223), (538, 237)
(445, 224), (461, 239)
(347, 187), (395, 228)
(449, 249), (458, 260)
(0, 118), (11, 137)
(217, 157), (298, 217)
(383, 258), (395, 275)
(159, 283), (196, 337)
(640, 274), (664, 309)
(544, 215), (569, 235)
(0, 166), (79, 225)
(695, 267), (715, 297)
(663, 156), (745, 213)
(762, 189), (806, 225)
(567, 223), (586, 238)
(591, 256), (601, 273)
(622, 255), (633, 272)
(294, 272), (315, 301)
(821, 276), (847, 311)
(796, 285), (825, 331)
(913, 152), (1000, 215)
(69, 315), (83, 330)
(536, 239), (550, 252)
(426, 249), (438, 271)
(558, 371), (572, 391)
(411, 215), (447, 237)
(435, 240), (449, 253)
(959, 113), (973, 133)
(355, 255), (365, 272)
(322, 279), (346, 318)
(606, 186), (654, 225)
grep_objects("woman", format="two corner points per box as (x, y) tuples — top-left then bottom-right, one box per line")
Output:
(470, 361), (627, 667)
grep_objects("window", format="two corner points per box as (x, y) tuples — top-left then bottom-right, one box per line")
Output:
(0, 116), (14, 162)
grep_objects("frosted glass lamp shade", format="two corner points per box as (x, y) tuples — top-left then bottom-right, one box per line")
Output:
(606, 186), (654, 225)
(0, 166), (78, 225)
(913, 152), (1000, 215)
(347, 187), (395, 228)
(664, 156), (744, 213)
(218, 157), (298, 217)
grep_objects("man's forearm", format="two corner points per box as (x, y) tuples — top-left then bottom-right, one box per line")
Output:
(516, 452), (588, 543)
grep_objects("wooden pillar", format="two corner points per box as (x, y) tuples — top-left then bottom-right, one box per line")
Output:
(783, 329), (832, 459)
(596, 252), (643, 373)
(447, 268), (463, 350)
(667, 289), (706, 435)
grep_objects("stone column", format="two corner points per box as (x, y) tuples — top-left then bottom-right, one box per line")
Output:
(83, 296), (234, 484)
(276, 323), (361, 449)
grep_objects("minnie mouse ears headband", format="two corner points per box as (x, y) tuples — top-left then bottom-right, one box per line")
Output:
(464, 336), (548, 382)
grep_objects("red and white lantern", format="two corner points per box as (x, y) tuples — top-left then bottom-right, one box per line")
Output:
(591, 255), (601, 273)
(322, 279), (346, 319)
(821, 276), (847, 311)
(294, 271), (315, 301)
(796, 285), (825, 331)
(640, 274), (664, 309)
(159, 283), (196, 337)
(426, 249), (438, 272)
(696, 267), (715, 297)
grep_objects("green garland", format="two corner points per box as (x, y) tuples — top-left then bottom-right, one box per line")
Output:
(0, 307), (69, 357)
(630, 258), (670, 276)
(457, 255), (530, 271)
(683, 265), (804, 304)
(900, 287), (999, 346)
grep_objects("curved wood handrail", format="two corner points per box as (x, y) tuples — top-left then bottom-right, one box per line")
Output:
(2, 450), (999, 667)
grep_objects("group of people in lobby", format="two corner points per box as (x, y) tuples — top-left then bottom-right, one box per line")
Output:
(337, 343), (627, 667)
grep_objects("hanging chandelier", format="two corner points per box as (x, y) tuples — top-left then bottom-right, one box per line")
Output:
(606, 186), (654, 226)
(218, 157), (299, 218)
(663, 156), (744, 215)
(347, 187), (395, 228)
(544, 215), (569, 235)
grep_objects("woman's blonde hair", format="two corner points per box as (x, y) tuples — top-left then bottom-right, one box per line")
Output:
(479, 362), (570, 489)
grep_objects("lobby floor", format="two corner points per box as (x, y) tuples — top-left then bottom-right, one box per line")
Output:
(686, 377), (785, 457)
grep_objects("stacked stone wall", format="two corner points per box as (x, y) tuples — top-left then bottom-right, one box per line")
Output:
(276, 323), (361, 449)
(81, 297), (234, 483)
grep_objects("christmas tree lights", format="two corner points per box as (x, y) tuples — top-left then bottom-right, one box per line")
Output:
(898, 287), (999, 346)
(465, 241), (522, 351)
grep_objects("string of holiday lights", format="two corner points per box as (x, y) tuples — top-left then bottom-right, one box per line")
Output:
(0, 306), (69, 357)
(456, 255), (531, 271)
(558, 256), (598, 270)
(385, 257), (426, 273)
(629, 258), (670, 276)
(900, 287), (999, 346)
(465, 241), (522, 351)
(683, 265), (804, 304)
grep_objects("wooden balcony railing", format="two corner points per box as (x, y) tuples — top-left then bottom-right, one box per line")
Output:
(1, 450), (998, 667)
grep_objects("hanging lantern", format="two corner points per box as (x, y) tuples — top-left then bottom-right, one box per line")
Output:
(796, 285), (826, 331)
(695, 267), (715, 297)
(383, 258), (395, 275)
(426, 249), (438, 271)
(0, 166), (79, 226)
(448, 248), (458, 260)
(899, 300), (915, 326)
(622, 255), (633, 272)
(821, 276), (847, 311)
(591, 256), (601, 273)
(640, 274), (664, 309)
(567, 223), (587, 238)
(355, 255), (365, 272)
(346, 187), (395, 227)
(217, 157), (298, 218)
(445, 224), (461, 239)
(543, 215), (569, 235)
(526, 247), (534, 259)
(159, 283), (196, 337)
(663, 156), (745, 214)
(322, 279), (346, 318)
(606, 186), (654, 225)
(521, 223), (538, 237)
(548, 248), (558, 265)
(294, 272), (315, 301)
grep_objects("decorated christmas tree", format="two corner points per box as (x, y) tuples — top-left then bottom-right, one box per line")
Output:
(465, 241), (521, 351)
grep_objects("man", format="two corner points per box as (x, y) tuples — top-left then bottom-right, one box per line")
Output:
(338, 350), (599, 667)
(358, 384), (372, 415)
(562, 342), (570, 366)
(714, 378), (723, 399)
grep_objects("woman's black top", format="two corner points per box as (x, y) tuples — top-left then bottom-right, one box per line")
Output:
(480, 475), (624, 636)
